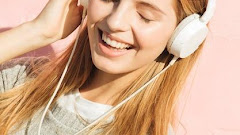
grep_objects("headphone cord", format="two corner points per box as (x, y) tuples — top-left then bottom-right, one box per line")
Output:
(73, 56), (179, 135)
(37, 8), (87, 135)
(37, 5), (179, 134)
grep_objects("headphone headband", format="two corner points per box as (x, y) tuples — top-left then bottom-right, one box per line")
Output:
(200, 0), (217, 24)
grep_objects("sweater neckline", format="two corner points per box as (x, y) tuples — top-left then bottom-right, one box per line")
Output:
(56, 89), (114, 123)
(74, 89), (113, 108)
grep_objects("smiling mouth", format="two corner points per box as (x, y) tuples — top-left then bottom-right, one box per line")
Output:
(98, 29), (134, 50)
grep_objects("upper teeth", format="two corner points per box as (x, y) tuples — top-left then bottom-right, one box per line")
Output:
(102, 32), (131, 49)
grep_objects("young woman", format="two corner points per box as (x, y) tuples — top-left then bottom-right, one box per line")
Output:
(0, 0), (214, 134)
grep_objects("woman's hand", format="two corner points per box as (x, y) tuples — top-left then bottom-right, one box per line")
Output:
(31, 0), (84, 41)
(0, 0), (84, 64)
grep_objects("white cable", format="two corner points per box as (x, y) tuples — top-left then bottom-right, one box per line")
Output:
(72, 1), (216, 135)
(37, 8), (87, 135)
(73, 56), (179, 135)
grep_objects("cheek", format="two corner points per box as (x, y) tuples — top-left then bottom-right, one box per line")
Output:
(135, 24), (172, 53)
(87, 1), (106, 48)
(88, 0), (111, 23)
(88, 4), (101, 23)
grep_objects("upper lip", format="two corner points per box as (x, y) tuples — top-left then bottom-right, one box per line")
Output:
(99, 28), (134, 47)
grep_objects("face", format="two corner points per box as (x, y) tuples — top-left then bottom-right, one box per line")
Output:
(87, 0), (177, 74)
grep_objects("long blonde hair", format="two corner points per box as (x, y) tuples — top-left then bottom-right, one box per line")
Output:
(0, 0), (208, 134)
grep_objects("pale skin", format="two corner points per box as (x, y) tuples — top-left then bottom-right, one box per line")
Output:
(0, 0), (83, 63)
(81, 0), (177, 105)
(0, 0), (177, 105)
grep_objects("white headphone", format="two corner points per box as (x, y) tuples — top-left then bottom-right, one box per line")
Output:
(167, 0), (216, 58)
(37, 0), (216, 135)
(78, 0), (216, 58)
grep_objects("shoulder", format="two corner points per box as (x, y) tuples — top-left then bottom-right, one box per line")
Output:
(0, 56), (50, 71)
(0, 56), (50, 93)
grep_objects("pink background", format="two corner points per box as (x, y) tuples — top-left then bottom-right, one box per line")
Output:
(0, 0), (239, 134)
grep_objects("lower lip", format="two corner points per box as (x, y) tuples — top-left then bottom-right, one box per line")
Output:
(98, 30), (131, 57)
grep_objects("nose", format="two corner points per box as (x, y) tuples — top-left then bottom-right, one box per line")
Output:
(106, 2), (131, 32)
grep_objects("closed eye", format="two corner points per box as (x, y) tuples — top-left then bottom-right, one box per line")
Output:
(101, 0), (119, 2)
(138, 13), (152, 23)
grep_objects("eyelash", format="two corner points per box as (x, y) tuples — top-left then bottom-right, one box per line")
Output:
(138, 14), (151, 23)
(102, 0), (118, 2)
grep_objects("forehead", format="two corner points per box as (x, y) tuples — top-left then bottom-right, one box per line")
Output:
(136, 0), (176, 6)
(134, 0), (177, 14)
(112, 0), (176, 7)
(137, 0), (178, 16)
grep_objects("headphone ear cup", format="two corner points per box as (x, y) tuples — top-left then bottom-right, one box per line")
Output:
(167, 14), (209, 58)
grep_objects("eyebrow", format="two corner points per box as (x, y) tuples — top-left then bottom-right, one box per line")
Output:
(137, 1), (167, 15)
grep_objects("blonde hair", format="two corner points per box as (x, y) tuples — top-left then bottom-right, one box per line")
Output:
(0, 0), (208, 134)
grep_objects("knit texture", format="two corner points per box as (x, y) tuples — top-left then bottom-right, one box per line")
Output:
(0, 57), (175, 135)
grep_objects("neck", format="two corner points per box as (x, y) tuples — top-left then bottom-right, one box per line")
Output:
(79, 64), (150, 105)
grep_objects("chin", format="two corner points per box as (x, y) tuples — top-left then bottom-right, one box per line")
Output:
(91, 58), (133, 75)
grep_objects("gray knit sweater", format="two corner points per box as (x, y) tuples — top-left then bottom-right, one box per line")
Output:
(0, 57), (175, 135)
